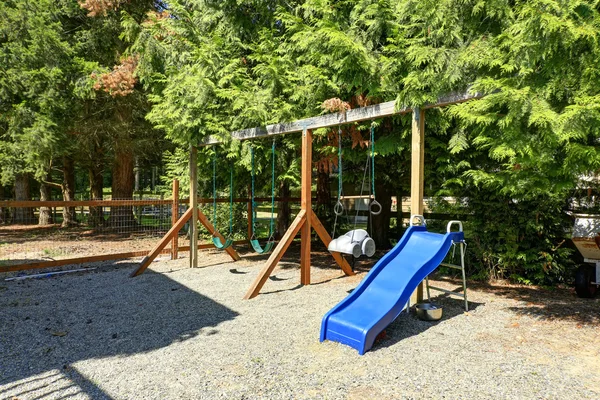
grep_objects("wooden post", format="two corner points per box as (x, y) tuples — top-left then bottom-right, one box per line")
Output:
(411, 108), (426, 302)
(300, 128), (312, 285)
(171, 179), (179, 260)
(190, 145), (198, 269)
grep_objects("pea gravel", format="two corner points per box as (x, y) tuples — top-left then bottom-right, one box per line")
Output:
(1, 250), (599, 399)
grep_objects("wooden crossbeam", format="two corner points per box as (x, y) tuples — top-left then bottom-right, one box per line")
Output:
(202, 89), (484, 145)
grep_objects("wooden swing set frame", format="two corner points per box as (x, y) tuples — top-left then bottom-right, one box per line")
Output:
(132, 90), (485, 300)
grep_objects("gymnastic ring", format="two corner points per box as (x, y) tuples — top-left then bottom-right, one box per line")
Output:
(334, 201), (345, 216)
(369, 200), (382, 216)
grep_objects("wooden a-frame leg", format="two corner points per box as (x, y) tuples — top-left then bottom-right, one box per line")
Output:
(310, 210), (354, 277)
(244, 210), (306, 299)
(197, 210), (241, 261)
(131, 207), (194, 277)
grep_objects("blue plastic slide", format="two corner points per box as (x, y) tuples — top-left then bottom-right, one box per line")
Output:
(320, 218), (464, 355)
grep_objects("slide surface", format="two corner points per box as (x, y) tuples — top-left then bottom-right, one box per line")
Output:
(320, 225), (464, 355)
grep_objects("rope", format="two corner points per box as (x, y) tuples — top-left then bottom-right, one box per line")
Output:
(369, 123), (381, 216)
(354, 155), (371, 232)
(338, 127), (343, 201)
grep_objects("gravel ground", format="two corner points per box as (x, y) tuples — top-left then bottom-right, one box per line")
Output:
(1, 247), (599, 400)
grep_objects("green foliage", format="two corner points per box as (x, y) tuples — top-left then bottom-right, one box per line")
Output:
(123, 0), (600, 285)
(0, 0), (97, 184)
(430, 190), (574, 285)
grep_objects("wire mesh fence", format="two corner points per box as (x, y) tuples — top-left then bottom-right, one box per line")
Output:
(1, 177), (428, 274)
(0, 182), (304, 273)
(0, 198), (177, 270)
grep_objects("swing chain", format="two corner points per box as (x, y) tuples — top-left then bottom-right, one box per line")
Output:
(212, 149), (217, 237)
(250, 145), (256, 240)
(250, 141), (277, 242)
(229, 161), (233, 236)
(269, 138), (276, 242)
(213, 147), (234, 239)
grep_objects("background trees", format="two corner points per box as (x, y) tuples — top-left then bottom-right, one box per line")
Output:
(2, 0), (600, 285)
(0, 0), (166, 227)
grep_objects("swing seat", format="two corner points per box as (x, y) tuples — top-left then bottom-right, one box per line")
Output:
(328, 229), (376, 258)
(213, 236), (234, 249)
(250, 239), (275, 254)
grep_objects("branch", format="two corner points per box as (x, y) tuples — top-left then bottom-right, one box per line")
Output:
(42, 180), (63, 190)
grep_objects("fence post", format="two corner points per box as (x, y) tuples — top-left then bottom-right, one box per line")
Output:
(171, 179), (179, 260)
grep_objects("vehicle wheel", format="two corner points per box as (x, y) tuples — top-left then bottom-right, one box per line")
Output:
(575, 265), (598, 298)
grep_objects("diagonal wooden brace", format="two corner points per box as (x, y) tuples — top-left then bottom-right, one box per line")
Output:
(131, 207), (194, 277)
(243, 209), (356, 299)
(310, 210), (354, 277)
(244, 210), (306, 299)
(197, 210), (241, 261)
(131, 207), (240, 277)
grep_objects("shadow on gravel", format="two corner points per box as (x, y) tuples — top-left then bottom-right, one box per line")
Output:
(373, 292), (484, 353)
(435, 276), (600, 325)
(0, 262), (238, 399)
(238, 242), (376, 275)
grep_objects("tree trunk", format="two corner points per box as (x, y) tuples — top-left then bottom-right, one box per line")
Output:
(109, 146), (135, 228)
(88, 149), (105, 227)
(276, 180), (291, 240)
(395, 190), (404, 240)
(38, 174), (53, 225)
(62, 156), (76, 227)
(370, 182), (393, 249)
(315, 168), (333, 234)
(13, 173), (34, 224)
